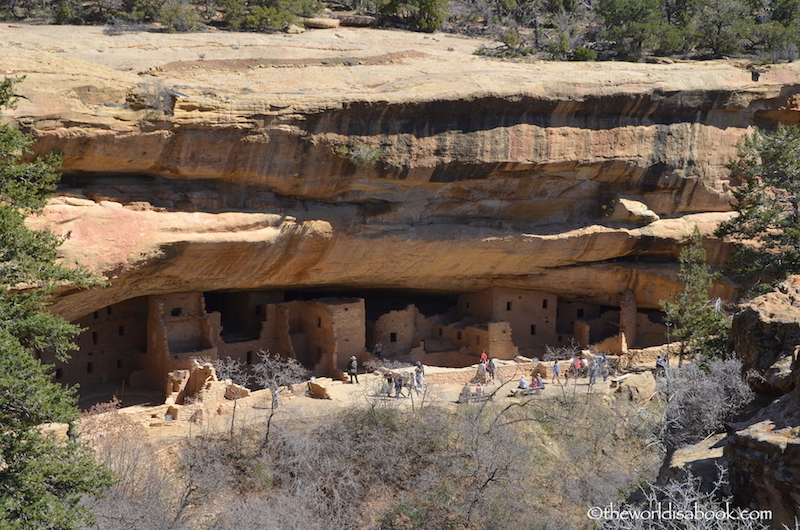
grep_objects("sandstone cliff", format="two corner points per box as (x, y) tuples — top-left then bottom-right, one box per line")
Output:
(693, 277), (800, 528)
(3, 24), (800, 318)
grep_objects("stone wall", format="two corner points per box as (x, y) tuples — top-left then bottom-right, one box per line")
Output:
(557, 300), (601, 334)
(619, 289), (638, 349)
(41, 297), (149, 388)
(327, 298), (366, 372)
(458, 288), (558, 353)
(147, 293), (218, 393)
(374, 305), (419, 357)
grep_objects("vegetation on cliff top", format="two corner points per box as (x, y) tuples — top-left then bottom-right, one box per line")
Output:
(0, 77), (113, 529)
(1, 0), (797, 59)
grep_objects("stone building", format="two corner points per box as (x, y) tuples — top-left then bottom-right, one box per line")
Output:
(45, 297), (149, 389)
(263, 297), (366, 375)
(43, 286), (668, 404)
(371, 304), (437, 357)
(458, 287), (559, 354)
(42, 292), (366, 402)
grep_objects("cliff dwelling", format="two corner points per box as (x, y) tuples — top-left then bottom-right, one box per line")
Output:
(9, 27), (755, 409)
(41, 287), (668, 405)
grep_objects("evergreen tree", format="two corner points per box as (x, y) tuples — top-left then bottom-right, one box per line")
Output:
(596, 0), (672, 59)
(0, 76), (113, 529)
(715, 124), (800, 294)
(660, 227), (731, 363)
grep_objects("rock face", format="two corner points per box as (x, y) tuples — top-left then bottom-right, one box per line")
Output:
(3, 25), (799, 319)
(725, 277), (800, 527)
(732, 277), (800, 395)
(726, 392), (800, 528)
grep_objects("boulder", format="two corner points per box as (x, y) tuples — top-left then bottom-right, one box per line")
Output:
(285, 24), (305, 34)
(302, 17), (340, 28)
(335, 14), (375, 26)
(613, 372), (656, 403)
(658, 433), (728, 493)
(308, 381), (332, 399)
(606, 197), (661, 224)
(731, 276), (800, 395)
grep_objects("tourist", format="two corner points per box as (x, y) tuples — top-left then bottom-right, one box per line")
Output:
(536, 374), (544, 391)
(487, 358), (496, 380)
(385, 373), (395, 397)
(459, 382), (472, 403)
(374, 341), (383, 359)
(404, 372), (415, 395)
(589, 361), (599, 386)
(552, 360), (560, 384)
(518, 375), (528, 390)
(414, 361), (425, 390)
(476, 382), (484, 396)
(480, 350), (488, 363)
(477, 361), (488, 384)
(394, 374), (406, 398)
(655, 355), (667, 378)
(348, 355), (359, 384)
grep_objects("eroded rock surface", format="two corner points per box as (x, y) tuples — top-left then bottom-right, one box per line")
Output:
(725, 277), (800, 527)
(732, 276), (800, 395)
(3, 25), (798, 317)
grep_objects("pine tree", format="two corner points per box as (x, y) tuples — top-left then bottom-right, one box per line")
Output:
(715, 124), (800, 295)
(0, 76), (113, 529)
(660, 227), (731, 363)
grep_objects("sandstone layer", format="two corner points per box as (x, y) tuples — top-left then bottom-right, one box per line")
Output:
(732, 276), (800, 395)
(722, 277), (800, 527)
(3, 25), (800, 317)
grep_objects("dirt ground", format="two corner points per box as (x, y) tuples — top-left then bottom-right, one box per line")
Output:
(88, 359), (629, 446)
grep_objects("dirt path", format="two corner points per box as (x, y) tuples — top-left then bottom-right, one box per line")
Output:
(130, 362), (619, 446)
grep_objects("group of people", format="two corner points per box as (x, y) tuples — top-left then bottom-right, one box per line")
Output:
(549, 355), (610, 386)
(459, 380), (487, 402)
(476, 351), (496, 384)
(379, 361), (425, 398)
(516, 372), (545, 393)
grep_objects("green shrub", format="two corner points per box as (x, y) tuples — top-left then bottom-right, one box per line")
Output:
(335, 142), (382, 168)
(503, 28), (521, 50)
(547, 33), (570, 59)
(222, 0), (322, 30)
(571, 46), (597, 60)
(379, 0), (448, 32)
(159, 1), (204, 31)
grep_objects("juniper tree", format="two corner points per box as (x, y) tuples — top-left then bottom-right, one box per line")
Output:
(0, 77), (113, 529)
(716, 124), (800, 295)
(660, 226), (730, 363)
